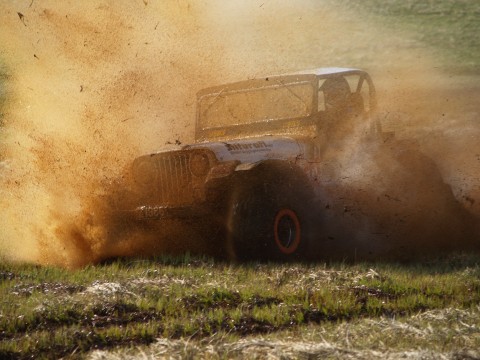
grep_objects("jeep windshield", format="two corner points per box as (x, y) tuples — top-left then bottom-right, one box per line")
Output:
(196, 75), (316, 141)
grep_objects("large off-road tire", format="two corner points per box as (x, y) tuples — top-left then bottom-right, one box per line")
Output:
(226, 162), (315, 262)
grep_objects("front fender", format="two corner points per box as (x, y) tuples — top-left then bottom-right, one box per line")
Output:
(205, 161), (239, 183)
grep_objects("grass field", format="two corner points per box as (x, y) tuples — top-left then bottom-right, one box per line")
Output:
(338, 0), (480, 72)
(1, 254), (479, 359)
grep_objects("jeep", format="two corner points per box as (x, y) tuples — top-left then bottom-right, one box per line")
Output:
(125, 68), (377, 261)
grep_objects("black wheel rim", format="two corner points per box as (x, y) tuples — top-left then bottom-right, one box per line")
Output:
(274, 209), (301, 254)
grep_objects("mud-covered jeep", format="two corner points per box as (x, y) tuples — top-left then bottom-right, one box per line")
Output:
(127, 68), (377, 261)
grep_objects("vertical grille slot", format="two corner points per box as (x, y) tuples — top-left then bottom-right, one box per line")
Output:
(154, 153), (193, 205)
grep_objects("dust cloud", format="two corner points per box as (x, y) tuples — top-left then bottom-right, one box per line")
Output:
(0, 0), (478, 267)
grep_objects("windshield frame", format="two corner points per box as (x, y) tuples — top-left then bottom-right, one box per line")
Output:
(195, 74), (317, 141)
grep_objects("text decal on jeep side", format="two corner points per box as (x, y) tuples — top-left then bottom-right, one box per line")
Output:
(225, 141), (273, 154)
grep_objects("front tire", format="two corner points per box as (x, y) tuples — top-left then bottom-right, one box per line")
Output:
(226, 162), (314, 262)
(273, 208), (302, 255)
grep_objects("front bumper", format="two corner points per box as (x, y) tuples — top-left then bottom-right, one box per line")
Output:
(117, 204), (212, 221)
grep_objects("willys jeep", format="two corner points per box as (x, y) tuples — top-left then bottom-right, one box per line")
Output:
(124, 68), (378, 261)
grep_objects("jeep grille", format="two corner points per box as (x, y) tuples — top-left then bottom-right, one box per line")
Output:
(132, 150), (213, 206)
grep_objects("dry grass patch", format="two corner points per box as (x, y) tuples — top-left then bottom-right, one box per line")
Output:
(1, 253), (480, 359)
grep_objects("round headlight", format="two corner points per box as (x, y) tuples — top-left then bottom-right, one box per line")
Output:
(133, 157), (156, 187)
(189, 153), (210, 177)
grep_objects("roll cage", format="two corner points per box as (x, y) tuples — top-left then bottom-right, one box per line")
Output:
(195, 68), (376, 143)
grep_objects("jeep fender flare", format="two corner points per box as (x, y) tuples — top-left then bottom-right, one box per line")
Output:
(234, 162), (259, 172)
(232, 159), (314, 193)
(207, 159), (309, 182)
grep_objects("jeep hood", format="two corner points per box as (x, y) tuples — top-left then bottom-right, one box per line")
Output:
(184, 136), (305, 164)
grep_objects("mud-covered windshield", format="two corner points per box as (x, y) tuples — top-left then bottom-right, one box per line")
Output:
(198, 81), (314, 130)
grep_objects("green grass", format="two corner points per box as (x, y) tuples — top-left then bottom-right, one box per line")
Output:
(337, 0), (480, 72)
(1, 253), (479, 359)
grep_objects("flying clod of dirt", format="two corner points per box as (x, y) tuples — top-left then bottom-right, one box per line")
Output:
(0, 1), (479, 268)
